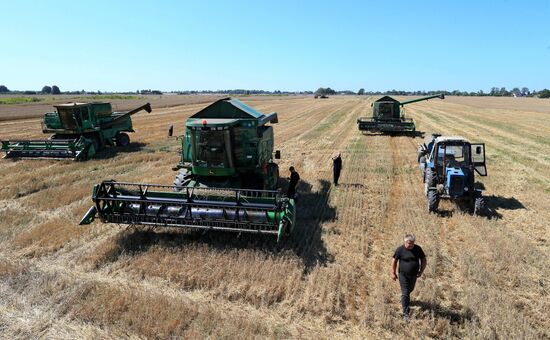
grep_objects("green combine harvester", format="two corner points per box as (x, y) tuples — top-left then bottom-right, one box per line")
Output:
(357, 94), (444, 133)
(1, 102), (152, 160)
(80, 98), (295, 242)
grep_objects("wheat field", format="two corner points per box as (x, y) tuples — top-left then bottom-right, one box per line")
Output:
(0, 96), (548, 339)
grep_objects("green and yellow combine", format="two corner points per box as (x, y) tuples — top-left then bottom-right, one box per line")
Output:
(1, 102), (151, 160)
(80, 98), (295, 242)
(357, 94), (444, 133)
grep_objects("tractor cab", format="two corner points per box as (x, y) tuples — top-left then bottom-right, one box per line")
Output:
(428, 137), (487, 177)
(419, 135), (488, 215)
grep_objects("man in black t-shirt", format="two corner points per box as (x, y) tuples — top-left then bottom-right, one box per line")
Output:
(391, 234), (427, 319)
(332, 152), (342, 186)
(287, 166), (300, 199)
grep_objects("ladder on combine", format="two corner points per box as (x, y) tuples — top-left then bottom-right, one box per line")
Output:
(80, 181), (295, 242)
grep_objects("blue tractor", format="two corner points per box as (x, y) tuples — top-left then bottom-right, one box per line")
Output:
(417, 135), (487, 215)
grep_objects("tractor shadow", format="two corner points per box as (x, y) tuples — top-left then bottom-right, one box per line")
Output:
(105, 178), (336, 274)
(94, 142), (148, 159)
(484, 195), (525, 219)
(411, 301), (474, 324)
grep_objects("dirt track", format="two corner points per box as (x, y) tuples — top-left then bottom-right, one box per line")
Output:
(0, 96), (548, 338)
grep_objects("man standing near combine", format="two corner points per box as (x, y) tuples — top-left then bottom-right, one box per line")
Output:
(287, 166), (300, 199)
(332, 152), (342, 186)
(391, 234), (427, 320)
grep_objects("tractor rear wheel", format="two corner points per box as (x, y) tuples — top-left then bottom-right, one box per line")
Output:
(473, 196), (486, 216)
(116, 133), (130, 147)
(427, 189), (439, 213)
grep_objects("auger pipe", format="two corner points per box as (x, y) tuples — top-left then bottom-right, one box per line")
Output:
(101, 102), (152, 128)
(399, 94), (445, 106)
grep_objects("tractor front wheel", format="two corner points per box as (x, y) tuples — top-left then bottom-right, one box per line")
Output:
(427, 189), (439, 213)
(116, 133), (130, 147)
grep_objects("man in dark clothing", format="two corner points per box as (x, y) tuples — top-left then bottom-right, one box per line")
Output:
(287, 166), (300, 199)
(332, 152), (342, 186)
(391, 234), (427, 319)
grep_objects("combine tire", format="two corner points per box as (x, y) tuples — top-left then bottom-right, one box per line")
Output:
(116, 133), (130, 147)
(473, 196), (486, 216)
(427, 189), (439, 213)
(174, 169), (192, 191)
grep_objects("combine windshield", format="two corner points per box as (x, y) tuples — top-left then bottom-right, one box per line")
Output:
(194, 130), (227, 168)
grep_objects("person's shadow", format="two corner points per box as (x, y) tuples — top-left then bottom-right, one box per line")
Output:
(97, 178), (337, 274)
(411, 301), (474, 324)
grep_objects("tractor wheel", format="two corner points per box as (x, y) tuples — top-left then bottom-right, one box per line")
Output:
(116, 133), (130, 147)
(425, 167), (436, 187)
(473, 196), (486, 216)
(427, 189), (439, 213)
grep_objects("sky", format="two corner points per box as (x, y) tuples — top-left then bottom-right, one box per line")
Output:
(1, 0), (549, 92)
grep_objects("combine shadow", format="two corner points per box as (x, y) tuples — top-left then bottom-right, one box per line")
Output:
(94, 142), (148, 159)
(107, 178), (337, 274)
(484, 195), (525, 219)
(411, 301), (474, 325)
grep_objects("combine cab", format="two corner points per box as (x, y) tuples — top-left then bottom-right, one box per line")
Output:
(357, 94), (444, 133)
(1, 102), (151, 160)
(81, 98), (295, 242)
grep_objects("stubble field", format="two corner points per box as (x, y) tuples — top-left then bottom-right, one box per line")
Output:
(0, 95), (548, 339)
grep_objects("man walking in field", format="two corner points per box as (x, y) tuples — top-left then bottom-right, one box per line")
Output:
(391, 234), (427, 320)
(332, 152), (342, 186)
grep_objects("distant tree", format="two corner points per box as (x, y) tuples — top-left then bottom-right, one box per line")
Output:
(52, 85), (61, 95)
(538, 89), (550, 98)
(41, 85), (52, 94)
(511, 87), (521, 97)
(499, 87), (509, 96)
(521, 87), (529, 96)
(0, 85), (9, 93)
(358, 88), (365, 95)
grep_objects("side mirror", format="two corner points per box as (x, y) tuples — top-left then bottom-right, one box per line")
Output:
(275, 150), (281, 159)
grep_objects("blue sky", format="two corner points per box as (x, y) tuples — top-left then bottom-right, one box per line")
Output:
(1, 0), (549, 92)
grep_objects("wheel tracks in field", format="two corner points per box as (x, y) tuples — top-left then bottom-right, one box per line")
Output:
(0, 252), (307, 338)
(411, 106), (550, 166)
(413, 108), (550, 187)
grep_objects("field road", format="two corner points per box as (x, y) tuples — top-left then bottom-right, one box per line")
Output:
(0, 96), (548, 338)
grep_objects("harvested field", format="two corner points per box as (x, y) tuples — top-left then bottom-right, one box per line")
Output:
(0, 96), (548, 338)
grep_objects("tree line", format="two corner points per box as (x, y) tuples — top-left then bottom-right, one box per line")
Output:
(1, 84), (549, 98)
(355, 87), (550, 98)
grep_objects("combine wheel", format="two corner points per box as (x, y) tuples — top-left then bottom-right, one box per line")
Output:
(427, 189), (439, 213)
(116, 133), (130, 147)
(473, 196), (486, 216)
(173, 169), (192, 192)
